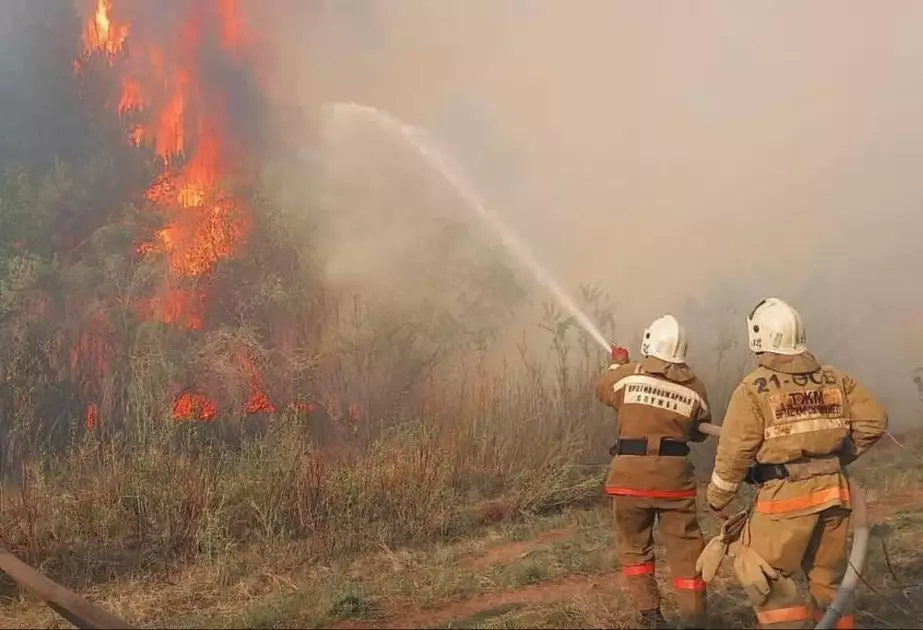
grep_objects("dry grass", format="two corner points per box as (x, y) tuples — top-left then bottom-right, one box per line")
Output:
(1, 314), (921, 629)
(0, 318), (617, 628)
(0, 369), (608, 580)
(4, 437), (923, 630)
(3, 157), (632, 628)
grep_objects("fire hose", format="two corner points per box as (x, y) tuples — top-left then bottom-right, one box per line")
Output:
(0, 548), (133, 629)
(696, 422), (868, 630)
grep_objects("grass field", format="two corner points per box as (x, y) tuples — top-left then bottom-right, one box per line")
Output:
(2, 428), (921, 629)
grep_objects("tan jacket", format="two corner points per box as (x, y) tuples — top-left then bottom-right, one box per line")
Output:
(596, 356), (711, 498)
(706, 352), (888, 517)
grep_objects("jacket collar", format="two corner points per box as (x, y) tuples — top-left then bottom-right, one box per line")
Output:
(757, 351), (821, 374)
(640, 356), (696, 383)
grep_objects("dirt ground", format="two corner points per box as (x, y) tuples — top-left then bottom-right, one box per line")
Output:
(3, 436), (923, 629)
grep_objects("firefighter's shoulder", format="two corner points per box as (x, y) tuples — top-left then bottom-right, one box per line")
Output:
(600, 360), (638, 380)
(595, 361), (638, 403)
(732, 365), (766, 395)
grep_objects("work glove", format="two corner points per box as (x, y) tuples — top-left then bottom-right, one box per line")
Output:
(695, 510), (748, 582)
(695, 537), (727, 583)
(610, 344), (629, 366)
(730, 544), (779, 607)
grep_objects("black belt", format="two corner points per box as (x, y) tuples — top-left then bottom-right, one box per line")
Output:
(608, 438), (690, 457)
(746, 463), (789, 485)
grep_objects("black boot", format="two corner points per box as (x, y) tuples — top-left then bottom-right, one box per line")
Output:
(640, 608), (670, 629)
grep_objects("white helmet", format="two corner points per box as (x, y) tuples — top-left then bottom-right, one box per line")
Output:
(747, 297), (807, 355)
(640, 315), (688, 364)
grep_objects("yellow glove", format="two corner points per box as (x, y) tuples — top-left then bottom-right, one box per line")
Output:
(695, 510), (748, 583)
(730, 544), (779, 607)
(696, 537), (728, 583)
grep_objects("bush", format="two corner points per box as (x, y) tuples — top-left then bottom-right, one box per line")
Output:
(0, 144), (618, 590)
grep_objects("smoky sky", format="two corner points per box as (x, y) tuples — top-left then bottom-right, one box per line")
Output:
(263, 0), (923, 423)
(3, 1), (920, 423)
(0, 1), (89, 170)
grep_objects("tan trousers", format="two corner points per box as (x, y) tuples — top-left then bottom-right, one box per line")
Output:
(739, 507), (854, 629)
(613, 495), (707, 625)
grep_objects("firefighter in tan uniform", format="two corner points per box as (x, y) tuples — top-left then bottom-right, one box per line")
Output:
(596, 315), (711, 629)
(706, 298), (888, 629)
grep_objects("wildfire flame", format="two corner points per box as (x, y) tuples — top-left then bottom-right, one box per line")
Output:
(75, 0), (362, 430)
(173, 391), (217, 422)
(82, 0), (129, 62)
(79, 0), (254, 290)
(117, 78), (145, 115)
(242, 357), (276, 414)
(77, 0), (266, 424)
(86, 404), (99, 430)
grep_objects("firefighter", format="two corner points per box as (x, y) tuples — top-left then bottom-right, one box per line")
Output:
(596, 315), (711, 629)
(706, 297), (888, 629)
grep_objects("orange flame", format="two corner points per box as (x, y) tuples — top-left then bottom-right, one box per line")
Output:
(173, 391), (218, 422)
(77, 0), (278, 423)
(82, 0), (129, 61)
(135, 286), (207, 331)
(82, 1), (255, 294)
(218, 0), (248, 49)
(238, 351), (276, 414)
(117, 78), (145, 116)
(85, 404), (99, 430)
(128, 126), (145, 147)
(153, 81), (189, 163)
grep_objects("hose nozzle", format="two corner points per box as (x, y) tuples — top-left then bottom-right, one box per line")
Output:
(610, 344), (629, 365)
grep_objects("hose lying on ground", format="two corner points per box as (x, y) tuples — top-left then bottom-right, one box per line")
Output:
(696, 422), (868, 630)
(814, 477), (868, 630)
(0, 548), (133, 629)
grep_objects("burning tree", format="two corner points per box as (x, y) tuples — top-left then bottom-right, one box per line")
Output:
(0, 0), (526, 474)
(71, 0), (288, 426)
(0, 0), (333, 467)
(0, 3), (613, 581)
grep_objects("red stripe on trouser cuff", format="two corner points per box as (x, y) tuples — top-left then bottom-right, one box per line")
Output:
(813, 611), (854, 629)
(757, 606), (811, 625)
(623, 562), (655, 576)
(673, 577), (706, 591)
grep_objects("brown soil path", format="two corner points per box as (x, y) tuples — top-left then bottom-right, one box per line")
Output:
(334, 489), (922, 630)
(461, 526), (577, 572)
(332, 573), (622, 630)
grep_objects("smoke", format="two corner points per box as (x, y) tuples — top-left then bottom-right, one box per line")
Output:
(0, 1), (89, 170)
(3, 2), (920, 423)
(256, 0), (923, 425)
(313, 102), (526, 348)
